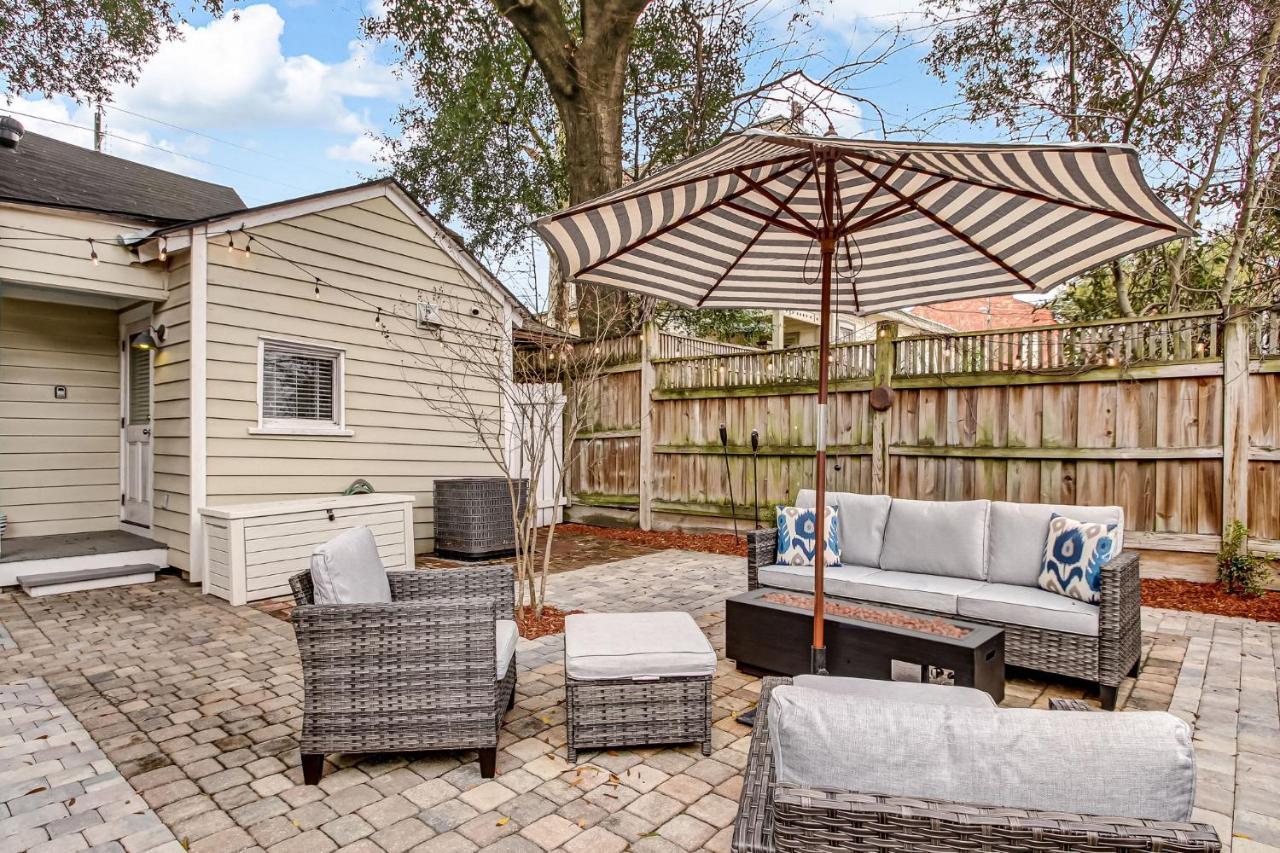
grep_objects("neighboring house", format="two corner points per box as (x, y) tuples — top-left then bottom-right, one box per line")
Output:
(0, 125), (525, 594)
(772, 308), (954, 347)
(910, 295), (1055, 331)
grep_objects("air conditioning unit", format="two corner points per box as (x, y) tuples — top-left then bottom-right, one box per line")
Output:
(416, 302), (444, 331)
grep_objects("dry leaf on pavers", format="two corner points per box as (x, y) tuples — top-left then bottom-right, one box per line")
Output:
(496, 817), (510, 826)
(180, 838), (190, 850)
(608, 774), (620, 787)
(26, 786), (46, 795)
(578, 819), (586, 829)
(65, 798), (75, 807)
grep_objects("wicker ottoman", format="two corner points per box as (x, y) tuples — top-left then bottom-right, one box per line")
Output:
(564, 612), (716, 762)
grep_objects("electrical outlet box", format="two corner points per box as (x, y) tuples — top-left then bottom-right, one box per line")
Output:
(54, 385), (67, 399)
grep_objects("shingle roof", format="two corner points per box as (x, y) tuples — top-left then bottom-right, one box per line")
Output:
(0, 128), (245, 222)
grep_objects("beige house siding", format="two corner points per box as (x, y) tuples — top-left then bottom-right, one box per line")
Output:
(0, 297), (120, 536)
(0, 205), (166, 302)
(202, 195), (505, 554)
(151, 258), (192, 570)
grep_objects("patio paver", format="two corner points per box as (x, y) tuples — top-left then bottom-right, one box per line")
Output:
(0, 549), (1277, 851)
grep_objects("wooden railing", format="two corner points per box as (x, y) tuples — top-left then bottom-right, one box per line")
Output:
(1251, 306), (1280, 358)
(657, 333), (761, 359)
(655, 340), (876, 391)
(894, 310), (1221, 377)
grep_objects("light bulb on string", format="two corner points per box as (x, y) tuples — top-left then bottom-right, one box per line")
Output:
(159, 237), (167, 262)
(88, 239), (99, 266)
(314, 277), (321, 297)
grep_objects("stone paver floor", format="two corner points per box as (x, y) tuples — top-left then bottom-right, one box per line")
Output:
(1, 549), (1277, 852)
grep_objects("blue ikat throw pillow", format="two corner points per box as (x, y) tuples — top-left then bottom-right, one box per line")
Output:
(1038, 513), (1117, 604)
(776, 505), (841, 568)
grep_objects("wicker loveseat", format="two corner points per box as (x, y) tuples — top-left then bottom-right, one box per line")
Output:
(289, 564), (517, 784)
(747, 492), (1140, 708)
(732, 677), (1221, 853)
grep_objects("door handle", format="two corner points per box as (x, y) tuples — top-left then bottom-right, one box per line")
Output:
(142, 428), (152, 436)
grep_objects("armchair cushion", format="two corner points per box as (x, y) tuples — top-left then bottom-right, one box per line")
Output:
(309, 526), (391, 605)
(766, 684), (1196, 821)
(496, 619), (518, 680)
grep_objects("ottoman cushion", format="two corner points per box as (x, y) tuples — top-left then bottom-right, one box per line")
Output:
(565, 612), (717, 681)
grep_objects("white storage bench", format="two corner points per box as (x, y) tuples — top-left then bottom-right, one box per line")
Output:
(199, 494), (416, 604)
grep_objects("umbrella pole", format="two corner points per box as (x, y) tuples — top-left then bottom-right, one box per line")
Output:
(811, 152), (839, 677)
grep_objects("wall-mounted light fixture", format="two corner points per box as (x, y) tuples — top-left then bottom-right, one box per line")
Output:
(131, 325), (167, 351)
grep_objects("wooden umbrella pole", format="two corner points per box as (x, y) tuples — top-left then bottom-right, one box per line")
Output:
(812, 153), (838, 676)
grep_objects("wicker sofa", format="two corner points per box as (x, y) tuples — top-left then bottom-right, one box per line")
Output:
(747, 492), (1141, 708)
(289, 564), (517, 784)
(732, 677), (1221, 853)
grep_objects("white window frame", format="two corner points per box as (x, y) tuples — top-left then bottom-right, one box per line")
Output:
(250, 337), (353, 436)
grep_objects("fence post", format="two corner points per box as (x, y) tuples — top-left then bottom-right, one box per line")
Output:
(1222, 310), (1250, 539)
(638, 321), (657, 531)
(871, 321), (898, 495)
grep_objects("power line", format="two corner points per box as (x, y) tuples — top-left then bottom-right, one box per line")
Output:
(101, 104), (296, 165)
(3, 109), (310, 193)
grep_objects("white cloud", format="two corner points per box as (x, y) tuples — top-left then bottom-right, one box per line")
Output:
(754, 72), (864, 137)
(4, 4), (402, 183)
(112, 5), (403, 135)
(326, 132), (387, 164)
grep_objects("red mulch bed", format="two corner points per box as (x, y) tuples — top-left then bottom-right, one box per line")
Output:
(1142, 578), (1280, 622)
(557, 523), (748, 557)
(515, 604), (584, 639)
(762, 592), (971, 638)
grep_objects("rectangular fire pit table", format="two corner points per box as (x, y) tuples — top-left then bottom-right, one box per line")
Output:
(725, 588), (1005, 703)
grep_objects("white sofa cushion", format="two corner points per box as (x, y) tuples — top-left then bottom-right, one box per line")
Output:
(308, 526), (392, 605)
(564, 612), (716, 680)
(988, 501), (1125, 587)
(879, 499), (990, 580)
(792, 674), (998, 709)
(958, 583), (1099, 636)
(796, 489), (893, 567)
(496, 619), (519, 680)
(838, 570), (987, 615)
(758, 563), (881, 599)
(767, 685), (1196, 821)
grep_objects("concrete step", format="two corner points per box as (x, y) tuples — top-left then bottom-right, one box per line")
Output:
(18, 564), (160, 597)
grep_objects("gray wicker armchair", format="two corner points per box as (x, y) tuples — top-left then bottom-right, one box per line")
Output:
(289, 566), (518, 784)
(746, 526), (1142, 709)
(732, 677), (1221, 853)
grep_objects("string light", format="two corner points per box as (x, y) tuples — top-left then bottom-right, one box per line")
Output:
(314, 277), (321, 297)
(226, 231), (235, 253)
(88, 239), (98, 266)
(158, 237), (167, 262)
(243, 235), (252, 256)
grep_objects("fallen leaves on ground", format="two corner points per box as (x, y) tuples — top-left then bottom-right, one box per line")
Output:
(556, 523), (748, 556)
(514, 603), (584, 639)
(1142, 579), (1280, 622)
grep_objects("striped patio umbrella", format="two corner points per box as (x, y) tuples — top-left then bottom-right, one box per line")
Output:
(535, 129), (1191, 674)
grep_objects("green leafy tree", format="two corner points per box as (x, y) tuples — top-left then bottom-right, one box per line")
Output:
(368, 0), (894, 330)
(1, 0), (223, 103)
(656, 304), (773, 346)
(925, 0), (1280, 317)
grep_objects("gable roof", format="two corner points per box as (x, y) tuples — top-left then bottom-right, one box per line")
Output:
(138, 178), (529, 319)
(0, 128), (245, 223)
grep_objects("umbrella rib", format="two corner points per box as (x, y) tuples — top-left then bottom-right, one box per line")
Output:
(572, 158), (813, 278)
(732, 169), (819, 236)
(544, 153), (808, 222)
(839, 149), (1182, 232)
(836, 153), (910, 232)
(697, 162), (818, 308)
(840, 177), (952, 236)
(722, 201), (818, 238)
(843, 157), (1037, 289)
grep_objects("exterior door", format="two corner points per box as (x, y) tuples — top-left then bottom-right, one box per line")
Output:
(121, 318), (154, 528)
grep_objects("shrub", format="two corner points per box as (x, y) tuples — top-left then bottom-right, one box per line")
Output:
(1217, 521), (1268, 597)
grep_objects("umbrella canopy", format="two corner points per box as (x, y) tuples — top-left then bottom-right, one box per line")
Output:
(535, 129), (1191, 675)
(535, 129), (1191, 314)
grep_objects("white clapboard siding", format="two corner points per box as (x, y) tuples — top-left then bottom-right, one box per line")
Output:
(198, 493), (415, 604)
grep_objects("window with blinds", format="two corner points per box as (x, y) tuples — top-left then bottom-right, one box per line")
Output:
(260, 340), (343, 429)
(127, 342), (151, 425)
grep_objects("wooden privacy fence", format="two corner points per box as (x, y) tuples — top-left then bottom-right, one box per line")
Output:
(565, 309), (1280, 582)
